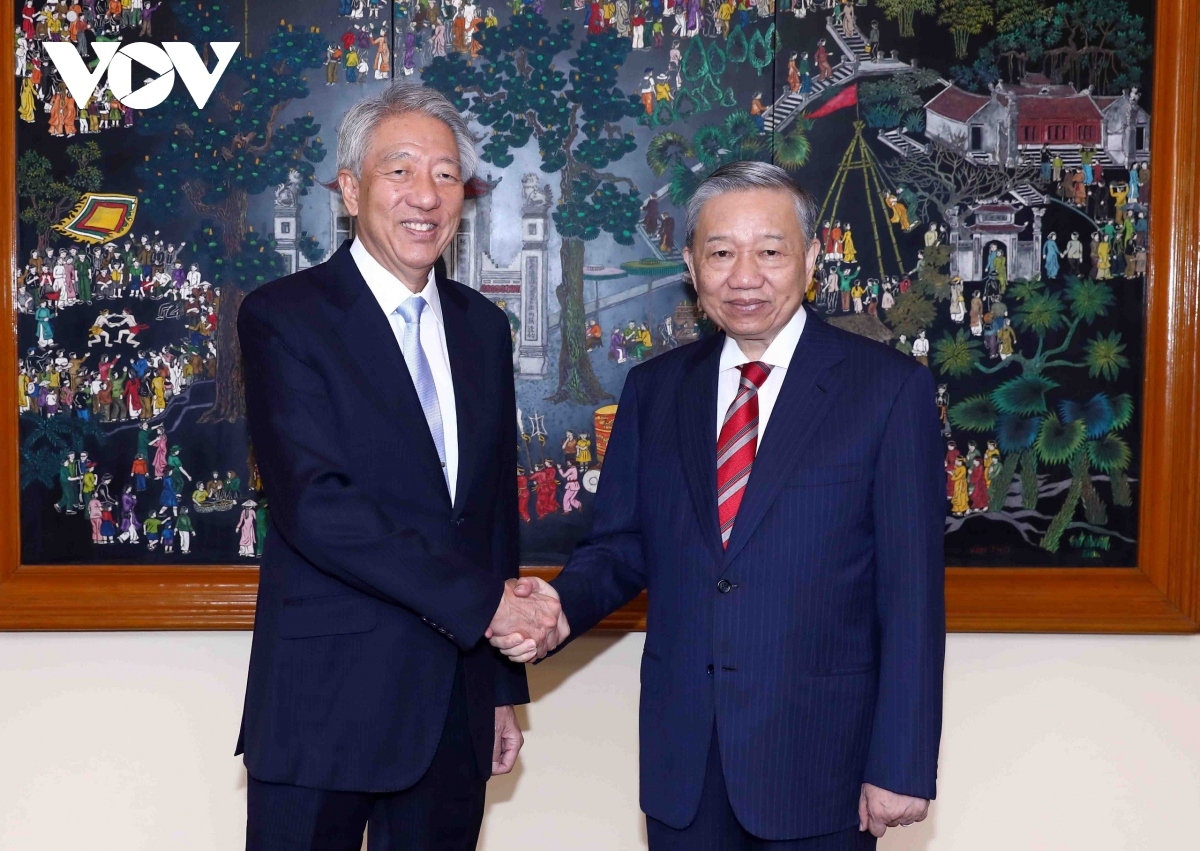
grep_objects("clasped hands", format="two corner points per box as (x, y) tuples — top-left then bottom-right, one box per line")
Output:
(487, 577), (570, 663)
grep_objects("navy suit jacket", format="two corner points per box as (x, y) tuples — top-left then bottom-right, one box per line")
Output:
(552, 308), (945, 840)
(235, 241), (528, 792)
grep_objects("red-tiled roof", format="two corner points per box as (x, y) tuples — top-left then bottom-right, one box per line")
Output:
(1012, 94), (1101, 123)
(925, 86), (989, 122)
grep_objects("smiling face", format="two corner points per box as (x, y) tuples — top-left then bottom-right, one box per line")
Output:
(683, 188), (819, 360)
(337, 112), (465, 291)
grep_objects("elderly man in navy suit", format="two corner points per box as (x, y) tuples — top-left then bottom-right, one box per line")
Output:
(236, 84), (563, 850)
(494, 161), (945, 849)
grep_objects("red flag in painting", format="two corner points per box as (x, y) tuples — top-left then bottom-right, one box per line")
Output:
(806, 84), (858, 120)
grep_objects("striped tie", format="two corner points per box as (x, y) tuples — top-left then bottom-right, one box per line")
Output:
(717, 361), (772, 548)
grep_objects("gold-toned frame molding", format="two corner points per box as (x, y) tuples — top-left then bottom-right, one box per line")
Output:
(2, 0), (1197, 631)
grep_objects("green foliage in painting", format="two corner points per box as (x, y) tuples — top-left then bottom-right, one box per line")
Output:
(877, 0), (937, 38)
(949, 394), (999, 432)
(938, 0), (994, 58)
(17, 143), (104, 254)
(952, 0), (1148, 93)
(1084, 332), (1130, 381)
(137, 5), (327, 260)
(933, 329), (982, 377)
(423, 17), (642, 404)
(1065, 276), (1116, 325)
(884, 290), (938, 337)
(992, 374), (1058, 416)
(19, 413), (107, 490)
(1036, 414), (1087, 465)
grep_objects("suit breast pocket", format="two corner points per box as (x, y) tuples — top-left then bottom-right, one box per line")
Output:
(786, 462), (866, 488)
(278, 594), (378, 639)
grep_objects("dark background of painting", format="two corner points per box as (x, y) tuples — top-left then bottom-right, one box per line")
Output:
(16, 0), (1156, 566)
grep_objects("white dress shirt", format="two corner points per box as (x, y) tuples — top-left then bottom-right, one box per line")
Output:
(716, 306), (807, 446)
(350, 237), (459, 503)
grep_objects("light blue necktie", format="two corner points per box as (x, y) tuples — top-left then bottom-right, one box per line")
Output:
(392, 296), (449, 490)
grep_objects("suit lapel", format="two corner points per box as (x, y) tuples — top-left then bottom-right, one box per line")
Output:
(720, 310), (847, 569)
(676, 333), (725, 566)
(322, 241), (451, 504)
(437, 273), (484, 513)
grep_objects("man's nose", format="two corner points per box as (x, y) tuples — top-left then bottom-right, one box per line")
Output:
(404, 170), (441, 210)
(727, 254), (761, 288)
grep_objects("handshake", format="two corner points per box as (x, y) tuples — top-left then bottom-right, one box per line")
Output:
(487, 577), (571, 663)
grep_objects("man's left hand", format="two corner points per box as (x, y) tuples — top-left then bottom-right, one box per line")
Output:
(492, 705), (523, 776)
(858, 783), (929, 838)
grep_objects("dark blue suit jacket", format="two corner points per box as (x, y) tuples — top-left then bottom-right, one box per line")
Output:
(235, 241), (528, 792)
(552, 308), (945, 839)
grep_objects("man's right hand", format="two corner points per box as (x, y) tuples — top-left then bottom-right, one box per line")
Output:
(486, 578), (569, 663)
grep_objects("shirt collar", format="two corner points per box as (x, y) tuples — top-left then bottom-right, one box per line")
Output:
(350, 236), (443, 325)
(719, 304), (807, 372)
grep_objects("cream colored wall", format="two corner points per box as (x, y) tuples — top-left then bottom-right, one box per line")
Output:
(1, 631), (1198, 850)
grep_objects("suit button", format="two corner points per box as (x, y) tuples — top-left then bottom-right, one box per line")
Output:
(717, 579), (733, 594)
(706, 664), (714, 677)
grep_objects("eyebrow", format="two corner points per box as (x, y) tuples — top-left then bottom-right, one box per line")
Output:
(378, 150), (462, 169)
(703, 233), (787, 244)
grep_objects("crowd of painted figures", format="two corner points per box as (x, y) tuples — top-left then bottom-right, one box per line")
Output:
(383, 0), (803, 94)
(588, 314), (691, 364)
(15, 0), (166, 132)
(516, 428), (597, 522)
(1038, 155), (1150, 282)
(942, 436), (1001, 519)
(15, 232), (272, 558)
(325, 0), (394, 84)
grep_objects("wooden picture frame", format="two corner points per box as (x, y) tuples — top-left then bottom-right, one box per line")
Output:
(2, 0), (1198, 633)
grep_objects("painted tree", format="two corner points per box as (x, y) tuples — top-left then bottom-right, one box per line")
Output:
(653, 25), (775, 126)
(959, 0), (1148, 94)
(647, 111), (811, 208)
(937, 0), (994, 59)
(877, 0), (936, 39)
(19, 413), (107, 490)
(422, 14), (643, 405)
(136, 3), (328, 423)
(936, 274), (1133, 552)
(885, 143), (1038, 225)
(1041, 0), (1148, 94)
(985, 0), (1054, 83)
(883, 243), (951, 337)
(859, 67), (942, 129)
(17, 143), (103, 254)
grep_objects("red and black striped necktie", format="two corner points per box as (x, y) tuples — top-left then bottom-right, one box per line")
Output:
(717, 361), (772, 549)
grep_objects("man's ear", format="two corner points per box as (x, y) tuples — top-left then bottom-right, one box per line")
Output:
(804, 238), (821, 281)
(337, 170), (360, 217)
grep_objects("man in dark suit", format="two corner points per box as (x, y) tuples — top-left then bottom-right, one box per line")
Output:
(236, 84), (564, 850)
(494, 162), (945, 848)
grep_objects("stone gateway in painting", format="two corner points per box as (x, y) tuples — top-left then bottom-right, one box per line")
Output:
(14, 0), (1154, 567)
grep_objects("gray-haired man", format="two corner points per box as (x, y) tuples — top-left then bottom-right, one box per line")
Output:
(236, 83), (563, 850)
(494, 161), (945, 849)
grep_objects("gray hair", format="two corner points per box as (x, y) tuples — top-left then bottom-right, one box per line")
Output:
(336, 83), (477, 182)
(684, 161), (817, 248)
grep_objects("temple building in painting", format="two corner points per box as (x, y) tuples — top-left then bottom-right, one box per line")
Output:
(923, 76), (1150, 169)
